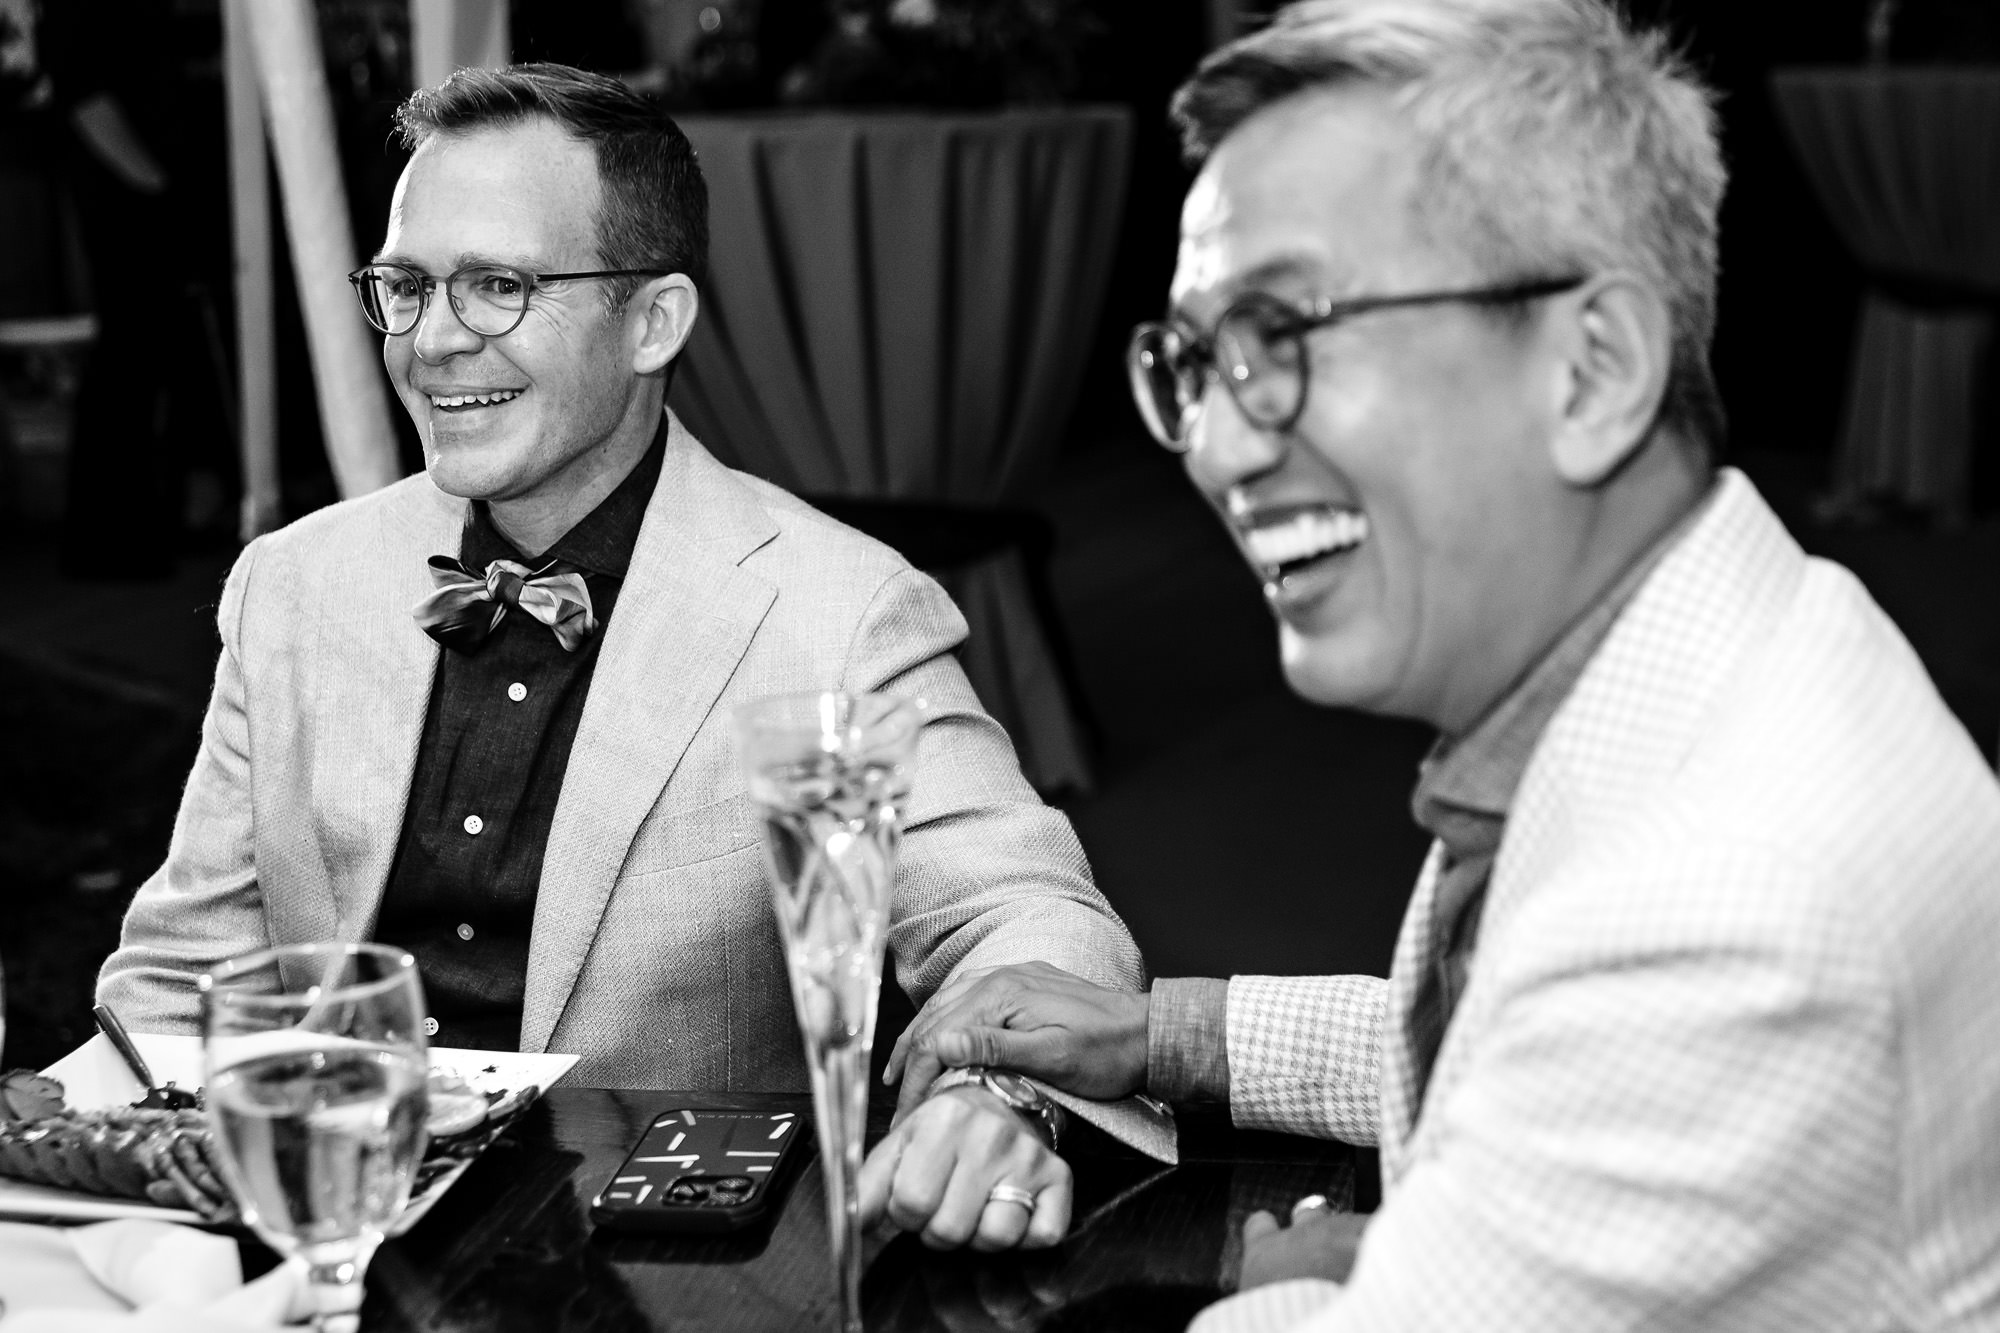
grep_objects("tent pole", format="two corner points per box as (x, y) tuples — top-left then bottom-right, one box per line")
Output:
(241, 0), (401, 505)
(222, 0), (281, 539)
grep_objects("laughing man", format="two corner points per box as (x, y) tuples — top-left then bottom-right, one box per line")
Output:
(887, 0), (2000, 1323)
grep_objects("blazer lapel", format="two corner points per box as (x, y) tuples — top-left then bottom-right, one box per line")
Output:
(1378, 839), (1448, 1182)
(1390, 471), (1806, 1183)
(309, 480), (463, 939)
(521, 416), (779, 1053)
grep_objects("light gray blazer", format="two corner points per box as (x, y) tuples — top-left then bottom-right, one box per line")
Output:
(1202, 470), (2000, 1330)
(98, 413), (1143, 1090)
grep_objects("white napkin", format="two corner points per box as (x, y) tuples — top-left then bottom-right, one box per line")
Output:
(0, 1220), (308, 1331)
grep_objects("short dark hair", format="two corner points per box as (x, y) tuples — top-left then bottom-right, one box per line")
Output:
(394, 63), (708, 302)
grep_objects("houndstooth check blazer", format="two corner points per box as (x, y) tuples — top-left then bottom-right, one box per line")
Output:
(1204, 469), (2000, 1331)
(97, 412), (1144, 1091)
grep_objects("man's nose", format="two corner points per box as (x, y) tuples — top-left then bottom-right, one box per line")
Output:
(411, 290), (483, 362)
(1183, 381), (1287, 497)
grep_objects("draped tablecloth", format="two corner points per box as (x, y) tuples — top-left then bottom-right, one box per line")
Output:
(1772, 68), (2000, 525)
(669, 108), (1133, 794)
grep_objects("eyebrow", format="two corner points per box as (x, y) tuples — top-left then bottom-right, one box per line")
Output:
(1169, 253), (1341, 322)
(368, 250), (557, 272)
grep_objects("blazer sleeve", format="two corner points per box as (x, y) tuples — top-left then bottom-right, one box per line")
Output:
(1226, 975), (1387, 1145)
(96, 540), (275, 1032)
(1244, 844), (1900, 1333)
(841, 566), (1146, 1005)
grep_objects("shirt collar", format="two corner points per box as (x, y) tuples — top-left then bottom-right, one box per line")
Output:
(1411, 478), (1723, 852)
(459, 414), (668, 578)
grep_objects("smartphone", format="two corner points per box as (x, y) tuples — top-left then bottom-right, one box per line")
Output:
(589, 1107), (808, 1234)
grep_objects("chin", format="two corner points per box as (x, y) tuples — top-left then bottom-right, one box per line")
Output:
(423, 449), (513, 503)
(1277, 621), (1399, 714)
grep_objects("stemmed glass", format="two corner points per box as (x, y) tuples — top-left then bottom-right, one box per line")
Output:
(199, 941), (430, 1333)
(736, 691), (924, 1333)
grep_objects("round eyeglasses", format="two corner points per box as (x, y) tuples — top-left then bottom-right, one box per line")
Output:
(347, 262), (672, 339)
(1125, 275), (1588, 453)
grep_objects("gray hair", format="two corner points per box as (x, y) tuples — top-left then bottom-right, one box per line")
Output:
(1173, 0), (1727, 449)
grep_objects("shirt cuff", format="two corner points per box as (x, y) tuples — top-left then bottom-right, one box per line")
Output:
(1147, 976), (1232, 1104)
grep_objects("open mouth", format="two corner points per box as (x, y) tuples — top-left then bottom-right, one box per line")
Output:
(1239, 505), (1370, 585)
(429, 389), (523, 412)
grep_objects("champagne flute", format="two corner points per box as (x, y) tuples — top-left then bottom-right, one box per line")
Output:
(737, 691), (924, 1333)
(199, 942), (430, 1333)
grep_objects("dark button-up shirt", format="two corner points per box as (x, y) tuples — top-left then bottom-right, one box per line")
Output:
(373, 424), (665, 1050)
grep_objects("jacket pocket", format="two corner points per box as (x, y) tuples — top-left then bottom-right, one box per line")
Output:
(620, 792), (761, 875)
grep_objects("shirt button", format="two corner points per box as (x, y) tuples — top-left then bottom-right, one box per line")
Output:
(463, 814), (484, 836)
(456, 922), (475, 942)
(507, 682), (527, 702)
(423, 1017), (439, 1037)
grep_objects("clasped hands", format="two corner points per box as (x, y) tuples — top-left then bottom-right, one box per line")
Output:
(865, 962), (1366, 1291)
(858, 961), (1148, 1253)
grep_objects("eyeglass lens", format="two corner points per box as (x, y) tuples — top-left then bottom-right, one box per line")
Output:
(1218, 306), (1307, 425)
(1127, 307), (1306, 449)
(1126, 330), (1196, 448)
(352, 264), (534, 338)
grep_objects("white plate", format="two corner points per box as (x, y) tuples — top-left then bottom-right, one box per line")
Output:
(0, 1035), (577, 1230)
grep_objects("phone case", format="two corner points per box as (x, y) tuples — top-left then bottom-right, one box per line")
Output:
(589, 1107), (808, 1233)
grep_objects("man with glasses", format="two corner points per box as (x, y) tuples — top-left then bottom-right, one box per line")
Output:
(888, 0), (2000, 1325)
(98, 62), (1151, 1253)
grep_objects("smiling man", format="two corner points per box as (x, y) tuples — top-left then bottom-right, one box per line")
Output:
(886, 0), (2000, 1324)
(97, 63), (1149, 1253)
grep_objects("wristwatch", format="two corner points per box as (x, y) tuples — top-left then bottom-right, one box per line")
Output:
(927, 1066), (1067, 1152)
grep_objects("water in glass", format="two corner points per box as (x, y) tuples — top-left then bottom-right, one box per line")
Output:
(201, 942), (428, 1333)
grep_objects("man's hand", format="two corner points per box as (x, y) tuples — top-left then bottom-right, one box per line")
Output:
(1238, 1208), (1368, 1290)
(859, 1086), (1072, 1252)
(884, 962), (1150, 1121)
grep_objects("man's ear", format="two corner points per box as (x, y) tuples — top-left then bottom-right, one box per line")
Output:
(629, 273), (699, 376)
(1547, 274), (1671, 488)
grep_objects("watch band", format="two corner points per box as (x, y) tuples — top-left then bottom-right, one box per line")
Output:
(927, 1066), (1067, 1152)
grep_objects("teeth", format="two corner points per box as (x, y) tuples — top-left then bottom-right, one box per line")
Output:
(430, 390), (522, 408)
(1243, 509), (1369, 571)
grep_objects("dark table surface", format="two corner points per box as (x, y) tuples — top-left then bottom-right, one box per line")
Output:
(359, 1087), (1356, 1332)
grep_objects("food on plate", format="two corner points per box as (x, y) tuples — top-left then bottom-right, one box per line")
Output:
(0, 1066), (539, 1222)
(414, 1070), (539, 1194)
(0, 1069), (235, 1219)
(425, 1069), (497, 1137)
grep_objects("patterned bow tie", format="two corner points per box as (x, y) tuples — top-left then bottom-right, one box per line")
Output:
(412, 555), (599, 653)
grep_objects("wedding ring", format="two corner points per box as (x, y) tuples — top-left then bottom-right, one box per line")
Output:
(988, 1183), (1038, 1211)
(1290, 1193), (1333, 1223)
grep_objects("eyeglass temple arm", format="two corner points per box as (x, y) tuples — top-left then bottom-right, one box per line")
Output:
(1293, 275), (1590, 328)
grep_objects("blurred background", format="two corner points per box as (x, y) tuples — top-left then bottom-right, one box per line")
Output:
(2, 0), (1997, 1073)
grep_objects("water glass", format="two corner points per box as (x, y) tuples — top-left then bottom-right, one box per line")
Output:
(199, 942), (429, 1333)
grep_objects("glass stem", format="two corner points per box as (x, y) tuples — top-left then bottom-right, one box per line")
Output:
(304, 1253), (366, 1333)
(811, 1038), (870, 1333)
